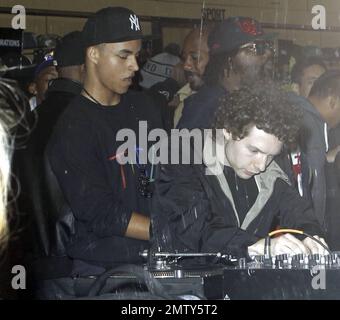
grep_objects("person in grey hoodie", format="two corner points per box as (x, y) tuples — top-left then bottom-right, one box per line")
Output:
(289, 71), (340, 232)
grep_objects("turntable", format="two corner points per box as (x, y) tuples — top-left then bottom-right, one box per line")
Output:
(140, 250), (226, 299)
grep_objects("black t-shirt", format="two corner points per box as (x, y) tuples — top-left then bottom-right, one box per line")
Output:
(47, 91), (163, 267)
(224, 166), (258, 225)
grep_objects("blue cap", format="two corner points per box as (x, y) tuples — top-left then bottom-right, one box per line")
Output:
(34, 54), (56, 77)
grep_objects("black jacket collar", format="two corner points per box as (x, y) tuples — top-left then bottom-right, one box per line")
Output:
(47, 78), (82, 96)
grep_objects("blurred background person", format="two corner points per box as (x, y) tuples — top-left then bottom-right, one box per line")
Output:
(33, 31), (84, 141)
(0, 83), (14, 248)
(13, 30), (85, 264)
(291, 57), (326, 98)
(31, 55), (58, 109)
(146, 26), (211, 131)
(139, 42), (181, 89)
(285, 57), (326, 201)
(177, 16), (275, 130)
(0, 79), (29, 247)
(173, 26), (211, 127)
(0, 79), (30, 298)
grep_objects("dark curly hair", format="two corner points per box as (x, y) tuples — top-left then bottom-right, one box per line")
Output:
(212, 83), (302, 147)
(291, 57), (326, 85)
(309, 70), (340, 99)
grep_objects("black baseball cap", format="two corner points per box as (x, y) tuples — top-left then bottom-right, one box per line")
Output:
(54, 31), (85, 67)
(208, 16), (276, 54)
(82, 7), (143, 48)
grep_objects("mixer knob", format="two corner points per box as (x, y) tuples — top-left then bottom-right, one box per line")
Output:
(331, 253), (337, 265)
(292, 253), (304, 261)
(276, 254), (283, 261)
(275, 260), (283, 268)
(277, 254), (288, 261)
(238, 257), (246, 268)
(325, 254), (332, 265)
(275, 255), (282, 267)
(320, 255), (326, 265)
(312, 253), (320, 262)
(308, 254), (319, 267)
(253, 255), (265, 263)
(292, 254), (304, 267)
(174, 269), (184, 278)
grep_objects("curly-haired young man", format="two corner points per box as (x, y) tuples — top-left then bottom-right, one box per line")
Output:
(152, 83), (327, 258)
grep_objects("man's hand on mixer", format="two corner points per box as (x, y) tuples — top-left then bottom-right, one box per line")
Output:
(302, 235), (328, 255)
(248, 234), (309, 256)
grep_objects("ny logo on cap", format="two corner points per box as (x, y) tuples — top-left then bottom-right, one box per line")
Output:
(129, 14), (140, 31)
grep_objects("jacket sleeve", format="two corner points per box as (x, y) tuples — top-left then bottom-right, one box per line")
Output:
(299, 112), (327, 227)
(47, 116), (133, 239)
(274, 179), (324, 237)
(152, 162), (258, 257)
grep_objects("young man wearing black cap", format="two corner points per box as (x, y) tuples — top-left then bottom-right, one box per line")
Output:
(177, 16), (275, 130)
(47, 7), (163, 275)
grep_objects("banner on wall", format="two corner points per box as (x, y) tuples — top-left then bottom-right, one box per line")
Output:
(0, 27), (23, 57)
(201, 7), (226, 21)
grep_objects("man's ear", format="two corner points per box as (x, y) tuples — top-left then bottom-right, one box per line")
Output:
(87, 46), (100, 65)
(27, 82), (37, 95)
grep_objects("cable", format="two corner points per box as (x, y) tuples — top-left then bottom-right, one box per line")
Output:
(268, 228), (304, 237)
(265, 228), (332, 256)
(264, 236), (270, 258)
(302, 232), (332, 255)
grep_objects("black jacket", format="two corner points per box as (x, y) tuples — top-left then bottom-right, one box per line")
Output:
(34, 78), (83, 148)
(146, 77), (180, 132)
(177, 84), (226, 129)
(47, 91), (163, 269)
(15, 78), (82, 258)
(288, 93), (328, 229)
(151, 135), (323, 258)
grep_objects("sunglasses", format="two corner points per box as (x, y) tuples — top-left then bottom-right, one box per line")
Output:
(239, 41), (275, 56)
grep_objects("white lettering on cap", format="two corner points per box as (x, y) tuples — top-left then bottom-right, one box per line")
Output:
(129, 14), (140, 31)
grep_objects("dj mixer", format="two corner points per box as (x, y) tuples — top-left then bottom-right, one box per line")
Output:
(140, 251), (340, 299)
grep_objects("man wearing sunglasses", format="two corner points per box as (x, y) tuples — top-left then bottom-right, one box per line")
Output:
(177, 16), (275, 130)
